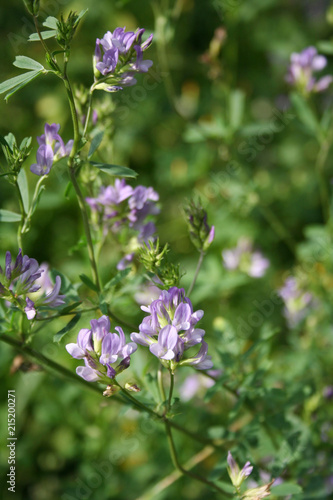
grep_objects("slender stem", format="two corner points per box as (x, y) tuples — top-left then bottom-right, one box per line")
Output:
(83, 91), (94, 138)
(0, 332), (122, 400)
(135, 445), (215, 500)
(158, 364), (166, 403)
(35, 306), (98, 321)
(33, 16), (52, 58)
(0, 332), (229, 449)
(187, 250), (205, 296)
(164, 420), (232, 498)
(15, 180), (26, 251)
(167, 370), (174, 412)
(61, 54), (101, 292)
(68, 168), (101, 290)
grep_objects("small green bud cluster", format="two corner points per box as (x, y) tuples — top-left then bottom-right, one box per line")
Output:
(56, 11), (81, 49)
(183, 199), (215, 253)
(0, 134), (32, 179)
(138, 239), (182, 289)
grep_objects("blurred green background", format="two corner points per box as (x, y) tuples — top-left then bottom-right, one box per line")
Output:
(1, 0), (333, 499)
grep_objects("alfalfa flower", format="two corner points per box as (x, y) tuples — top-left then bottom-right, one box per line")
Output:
(222, 238), (269, 278)
(227, 451), (253, 489)
(93, 27), (153, 92)
(30, 123), (73, 176)
(131, 287), (213, 372)
(66, 315), (137, 384)
(0, 249), (65, 319)
(286, 46), (333, 94)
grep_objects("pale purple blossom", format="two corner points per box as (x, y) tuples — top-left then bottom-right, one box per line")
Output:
(227, 451), (253, 488)
(286, 46), (333, 94)
(30, 123), (73, 176)
(94, 27), (153, 92)
(0, 249), (65, 319)
(278, 276), (313, 327)
(131, 287), (213, 371)
(86, 181), (159, 269)
(66, 315), (137, 383)
(222, 238), (269, 278)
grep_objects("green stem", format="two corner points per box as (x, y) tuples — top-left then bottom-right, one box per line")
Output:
(83, 91), (94, 138)
(164, 420), (232, 497)
(187, 250), (205, 296)
(68, 167), (101, 290)
(158, 364), (166, 403)
(167, 370), (174, 412)
(14, 180), (26, 251)
(33, 16), (59, 70)
(61, 58), (101, 292)
(0, 332), (229, 449)
(35, 306), (99, 321)
(0, 332), (121, 398)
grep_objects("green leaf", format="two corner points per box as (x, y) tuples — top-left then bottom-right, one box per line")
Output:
(13, 56), (44, 71)
(88, 131), (104, 159)
(28, 30), (57, 41)
(76, 9), (89, 23)
(17, 168), (29, 213)
(0, 70), (43, 101)
(90, 161), (137, 178)
(53, 314), (81, 343)
(79, 274), (99, 293)
(290, 92), (321, 135)
(317, 40), (333, 55)
(271, 482), (303, 496)
(229, 89), (245, 130)
(0, 209), (22, 222)
(4, 133), (16, 150)
(43, 16), (58, 29)
(103, 268), (131, 291)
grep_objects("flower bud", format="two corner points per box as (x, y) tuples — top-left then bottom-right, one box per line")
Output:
(125, 382), (141, 392)
(23, 0), (39, 15)
(227, 451), (253, 489)
(184, 199), (214, 253)
(103, 385), (119, 397)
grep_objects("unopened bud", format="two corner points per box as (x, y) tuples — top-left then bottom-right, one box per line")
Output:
(125, 382), (141, 392)
(23, 0), (39, 16)
(103, 385), (118, 397)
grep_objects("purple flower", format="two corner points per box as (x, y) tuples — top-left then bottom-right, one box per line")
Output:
(222, 238), (269, 278)
(278, 276), (313, 327)
(286, 46), (333, 94)
(86, 180), (159, 269)
(93, 27), (153, 92)
(66, 316), (137, 383)
(0, 250), (65, 319)
(30, 123), (73, 176)
(131, 287), (213, 372)
(227, 451), (253, 488)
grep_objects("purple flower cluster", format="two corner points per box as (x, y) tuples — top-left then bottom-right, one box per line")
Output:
(278, 276), (313, 327)
(86, 180), (159, 269)
(30, 123), (73, 176)
(66, 315), (137, 383)
(131, 287), (213, 371)
(0, 249), (65, 319)
(222, 238), (269, 278)
(286, 46), (333, 94)
(94, 27), (153, 92)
